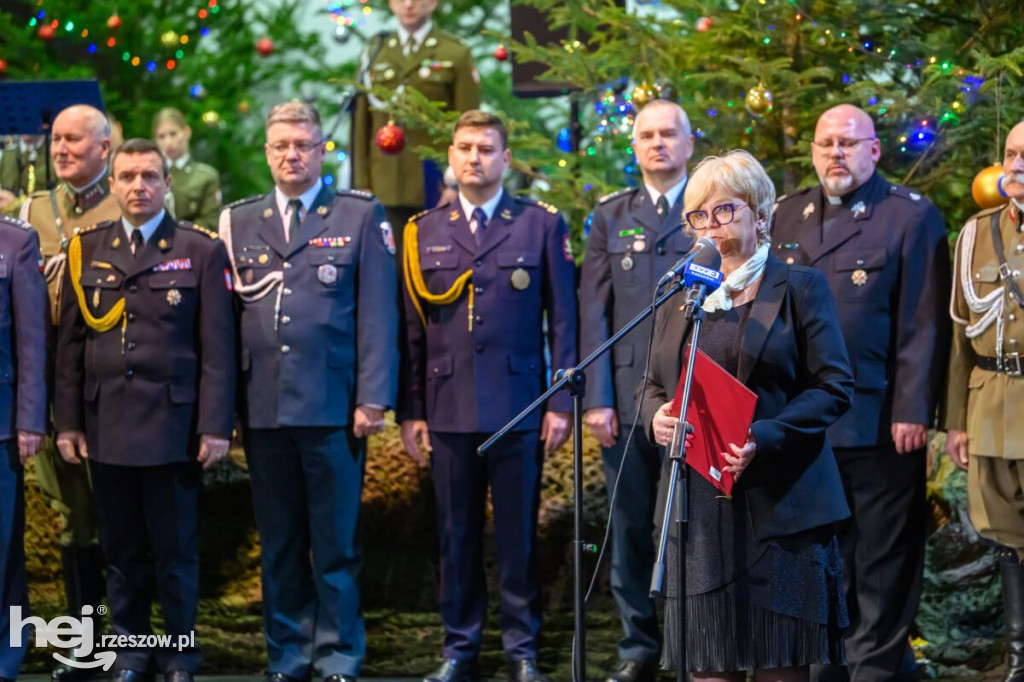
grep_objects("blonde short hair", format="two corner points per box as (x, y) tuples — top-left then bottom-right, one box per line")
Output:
(265, 101), (322, 137)
(683, 150), (775, 246)
(152, 107), (188, 135)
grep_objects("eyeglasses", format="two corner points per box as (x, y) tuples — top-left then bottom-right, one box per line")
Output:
(811, 137), (875, 153)
(685, 202), (749, 230)
(267, 140), (323, 155)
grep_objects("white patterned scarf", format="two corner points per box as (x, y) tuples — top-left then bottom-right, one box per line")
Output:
(703, 243), (770, 313)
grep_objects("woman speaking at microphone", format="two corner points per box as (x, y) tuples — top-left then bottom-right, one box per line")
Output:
(640, 150), (854, 682)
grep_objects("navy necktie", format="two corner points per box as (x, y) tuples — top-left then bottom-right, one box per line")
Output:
(656, 195), (670, 221)
(288, 199), (303, 242)
(472, 207), (487, 247)
(130, 229), (144, 258)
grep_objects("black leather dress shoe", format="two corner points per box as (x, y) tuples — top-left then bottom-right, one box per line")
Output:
(52, 659), (105, 682)
(507, 659), (551, 682)
(164, 671), (194, 682)
(424, 658), (481, 682)
(264, 674), (304, 682)
(603, 660), (655, 682)
(111, 671), (149, 682)
(323, 675), (356, 682)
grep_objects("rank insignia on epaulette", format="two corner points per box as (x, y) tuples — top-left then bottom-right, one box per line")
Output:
(153, 258), (193, 272)
(537, 200), (559, 215)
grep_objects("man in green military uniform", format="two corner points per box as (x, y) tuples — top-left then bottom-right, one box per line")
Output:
(945, 120), (1024, 682)
(353, 0), (480, 244)
(0, 135), (57, 214)
(18, 103), (118, 682)
(153, 107), (222, 228)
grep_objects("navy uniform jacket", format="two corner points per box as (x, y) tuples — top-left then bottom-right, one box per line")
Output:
(54, 214), (236, 466)
(771, 170), (951, 448)
(399, 193), (578, 432)
(0, 216), (47, 438)
(223, 186), (398, 429)
(579, 186), (693, 420)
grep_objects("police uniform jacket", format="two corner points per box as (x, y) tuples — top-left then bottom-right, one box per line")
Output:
(222, 185), (399, 429)
(21, 179), (121, 325)
(944, 202), (1024, 458)
(353, 26), (480, 208)
(169, 158), (222, 229)
(771, 170), (951, 448)
(53, 213), (236, 466)
(399, 192), (578, 432)
(579, 186), (693, 421)
(0, 216), (48, 439)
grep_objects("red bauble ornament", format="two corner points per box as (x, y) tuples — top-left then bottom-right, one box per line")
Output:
(494, 44), (509, 62)
(255, 37), (274, 57)
(0, 60), (7, 74)
(695, 16), (712, 32)
(106, 14), (121, 30)
(38, 24), (56, 41)
(376, 121), (406, 155)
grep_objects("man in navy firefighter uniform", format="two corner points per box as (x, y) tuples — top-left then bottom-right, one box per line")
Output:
(220, 102), (398, 682)
(772, 104), (951, 682)
(399, 110), (577, 682)
(54, 138), (236, 682)
(578, 99), (695, 682)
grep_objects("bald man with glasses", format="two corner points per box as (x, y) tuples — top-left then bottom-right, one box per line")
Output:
(772, 104), (951, 682)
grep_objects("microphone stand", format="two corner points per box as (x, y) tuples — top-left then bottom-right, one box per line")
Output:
(479, 276), (691, 682)
(650, 282), (710, 682)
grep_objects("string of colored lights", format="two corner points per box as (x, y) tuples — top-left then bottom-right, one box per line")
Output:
(26, 0), (222, 72)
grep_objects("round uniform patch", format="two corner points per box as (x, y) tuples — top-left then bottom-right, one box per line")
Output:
(510, 268), (531, 290)
(851, 269), (868, 286)
(258, 253), (269, 264)
(633, 239), (645, 252)
(318, 263), (338, 284)
(621, 254), (634, 271)
(167, 289), (182, 306)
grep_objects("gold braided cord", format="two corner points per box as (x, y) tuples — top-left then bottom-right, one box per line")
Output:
(67, 234), (126, 332)
(403, 219), (475, 331)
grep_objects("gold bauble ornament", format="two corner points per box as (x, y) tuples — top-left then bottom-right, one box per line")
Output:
(631, 82), (655, 110)
(744, 82), (774, 116)
(972, 164), (1007, 210)
(201, 110), (221, 128)
(160, 31), (179, 48)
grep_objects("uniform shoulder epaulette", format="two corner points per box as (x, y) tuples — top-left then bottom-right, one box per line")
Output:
(0, 214), (32, 230)
(887, 184), (928, 203)
(597, 187), (637, 205)
(73, 220), (115, 237)
(409, 207), (433, 223)
(515, 196), (560, 215)
(337, 188), (375, 201)
(225, 195), (264, 211)
(775, 186), (813, 204)
(179, 221), (218, 240)
(970, 204), (1004, 221)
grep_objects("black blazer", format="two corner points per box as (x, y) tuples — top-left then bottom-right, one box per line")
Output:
(641, 252), (854, 542)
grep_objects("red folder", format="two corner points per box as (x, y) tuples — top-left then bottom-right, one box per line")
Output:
(668, 345), (757, 496)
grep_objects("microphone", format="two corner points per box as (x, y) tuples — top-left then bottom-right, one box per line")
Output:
(656, 237), (716, 288)
(682, 246), (723, 312)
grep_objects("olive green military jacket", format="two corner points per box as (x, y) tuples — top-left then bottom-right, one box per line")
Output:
(353, 25), (480, 209)
(945, 202), (1024, 458)
(169, 157), (221, 229)
(0, 144), (57, 196)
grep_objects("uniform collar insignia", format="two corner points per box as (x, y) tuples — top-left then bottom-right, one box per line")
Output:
(66, 176), (110, 214)
(500, 208), (512, 220)
(851, 200), (866, 217)
(262, 207), (274, 219)
(449, 210), (460, 222)
(802, 202), (815, 219)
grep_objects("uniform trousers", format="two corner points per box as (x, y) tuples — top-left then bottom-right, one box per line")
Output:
(812, 445), (926, 682)
(0, 440), (27, 678)
(968, 455), (1024, 560)
(601, 430), (662, 664)
(246, 427), (366, 679)
(90, 460), (202, 673)
(430, 430), (543, 661)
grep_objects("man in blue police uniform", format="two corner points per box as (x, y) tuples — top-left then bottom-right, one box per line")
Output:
(0, 214), (48, 682)
(54, 138), (236, 682)
(220, 102), (398, 682)
(578, 99), (695, 682)
(399, 110), (577, 682)
(772, 104), (951, 682)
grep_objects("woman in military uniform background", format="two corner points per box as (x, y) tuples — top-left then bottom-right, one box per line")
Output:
(152, 107), (222, 228)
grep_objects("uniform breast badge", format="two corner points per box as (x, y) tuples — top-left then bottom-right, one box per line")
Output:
(621, 254), (634, 271)
(258, 253), (270, 265)
(318, 263), (338, 284)
(802, 202), (815, 220)
(510, 268), (530, 290)
(632, 237), (646, 252)
(851, 269), (868, 286)
(167, 289), (182, 306)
